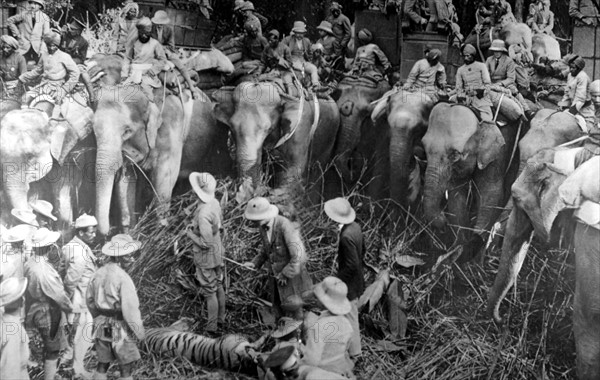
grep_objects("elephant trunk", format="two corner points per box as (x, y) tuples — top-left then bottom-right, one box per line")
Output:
(236, 145), (262, 185)
(487, 205), (534, 322)
(389, 128), (413, 207)
(94, 144), (123, 236)
(423, 160), (451, 230)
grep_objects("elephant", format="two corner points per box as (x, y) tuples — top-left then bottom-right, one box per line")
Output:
(465, 22), (533, 60)
(212, 82), (340, 199)
(487, 147), (600, 379)
(0, 107), (94, 231)
(92, 84), (233, 236)
(421, 103), (520, 259)
(331, 78), (391, 199)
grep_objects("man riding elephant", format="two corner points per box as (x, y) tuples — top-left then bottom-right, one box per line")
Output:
(485, 39), (532, 120)
(150, 10), (199, 99)
(6, 0), (51, 63)
(325, 2), (351, 61)
(113, 0), (139, 55)
(401, 48), (447, 102)
(348, 28), (391, 83)
(121, 17), (167, 101)
(60, 19), (95, 106)
(455, 44), (493, 122)
(558, 55), (595, 131)
(281, 21), (320, 94)
(18, 31), (80, 114)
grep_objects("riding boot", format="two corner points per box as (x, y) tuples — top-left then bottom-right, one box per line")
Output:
(205, 293), (219, 333)
(44, 359), (59, 380)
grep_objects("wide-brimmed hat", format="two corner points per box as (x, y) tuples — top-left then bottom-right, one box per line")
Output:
(31, 227), (61, 247)
(101, 234), (141, 257)
(11, 209), (39, 227)
(29, 200), (57, 221)
(272, 317), (302, 339)
(29, 0), (45, 9)
(0, 277), (28, 307)
(317, 21), (333, 35)
(264, 345), (297, 370)
(236, 1), (255, 11)
(189, 172), (216, 203)
(244, 197), (279, 221)
(489, 39), (507, 53)
(324, 197), (356, 225)
(151, 10), (171, 25)
(3, 224), (37, 243)
(291, 21), (307, 34)
(68, 19), (86, 31)
(74, 213), (98, 229)
(314, 276), (351, 315)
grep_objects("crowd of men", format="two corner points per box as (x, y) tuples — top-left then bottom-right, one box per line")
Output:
(2, 1), (600, 380)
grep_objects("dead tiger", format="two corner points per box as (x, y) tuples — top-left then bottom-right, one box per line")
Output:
(143, 319), (266, 375)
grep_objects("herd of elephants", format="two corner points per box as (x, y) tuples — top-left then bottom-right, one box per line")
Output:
(0, 30), (599, 377)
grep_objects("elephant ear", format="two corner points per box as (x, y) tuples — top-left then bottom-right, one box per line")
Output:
(50, 119), (93, 166)
(211, 87), (235, 128)
(144, 103), (162, 150)
(475, 122), (505, 170)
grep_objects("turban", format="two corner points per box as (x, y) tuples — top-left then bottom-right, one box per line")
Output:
(267, 29), (280, 39)
(427, 49), (441, 61)
(590, 80), (600, 97)
(43, 32), (61, 46)
(136, 17), (153, 32)
(121, 1), (139, 17)
(357, 28), (372, 43)
(0, 35), (19, 50)
(462, 44), (477, 56)
(330, 2), (342, 10)
(568, 55), (585, 70)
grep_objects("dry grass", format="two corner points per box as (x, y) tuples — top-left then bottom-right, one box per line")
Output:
(110, 174), (578, 380)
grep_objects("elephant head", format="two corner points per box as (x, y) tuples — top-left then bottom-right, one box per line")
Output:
(422, 103), (505, 231)
(386, 90), (433, 207)
(331, 79), (391, 186)
(1, 108), (92, 226)
(213, 82), (339, 195)
(487, 147), (583, 322)
(92, 85), (182, 235)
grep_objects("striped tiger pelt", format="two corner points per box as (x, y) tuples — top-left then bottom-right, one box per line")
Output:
(144, 328), (258, 375)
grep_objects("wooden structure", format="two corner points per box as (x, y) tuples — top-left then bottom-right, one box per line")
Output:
(572, 25), (600, 81)
(0, 3), (17, 36)
(354, 10), (461, 84)
(138, 0), (216, 49)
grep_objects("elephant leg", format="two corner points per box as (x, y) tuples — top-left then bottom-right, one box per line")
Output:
(573, 222), (600, 380)
(152, 140), (184, 225)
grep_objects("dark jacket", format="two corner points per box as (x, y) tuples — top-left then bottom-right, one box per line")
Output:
(152, 24), (175, 52)
(337, 222), (365, 301)
(252, 216), (313, 303)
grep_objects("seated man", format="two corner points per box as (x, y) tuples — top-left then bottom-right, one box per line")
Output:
(282, 22), (320, 94)
(310, 43), (333, 85)
(235, 1), (268, 36)
(531, 0), (555, 35)
(150, 10), (198, 98)
(455, 44), (493, 123)
(261, 29), (291, 73)
(60, 19), (95, 105)
(316, 21), (336, 64)
(485, 39), (531, 118)
(0, 35), (27, 101)
(559, 56), (595, 131)
(401, 48), (447, 102)
(348, 28), (391, 83)
(19, 31), (80, 114)
(240, 19), (268, 74)
(121, 17), (168, 102)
